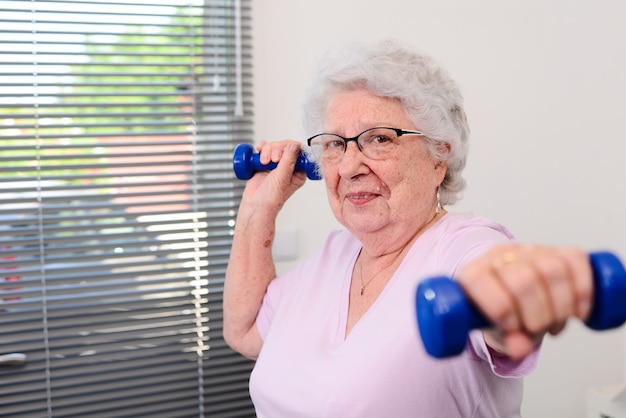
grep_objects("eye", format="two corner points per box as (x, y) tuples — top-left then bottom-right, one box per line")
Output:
(372, 134), (393, 144)
(362, 130), (394, 146)
(324, 136), (345, 150)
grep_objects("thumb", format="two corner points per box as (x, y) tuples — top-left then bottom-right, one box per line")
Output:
(274, 142), (302, 177)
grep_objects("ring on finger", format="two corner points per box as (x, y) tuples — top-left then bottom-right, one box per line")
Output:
(492, 251), (518, 270)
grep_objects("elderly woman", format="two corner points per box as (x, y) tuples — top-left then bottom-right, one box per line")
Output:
(224, 40), (592, 417)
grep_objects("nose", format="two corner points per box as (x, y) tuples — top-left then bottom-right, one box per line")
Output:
(337, 140), (369, 178)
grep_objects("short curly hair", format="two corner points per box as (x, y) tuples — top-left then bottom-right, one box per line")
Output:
(301, 39), (469, 205)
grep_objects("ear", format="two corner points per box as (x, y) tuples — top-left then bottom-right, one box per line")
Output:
(434, 161), (447, 186)
(433, 142), (451, 184)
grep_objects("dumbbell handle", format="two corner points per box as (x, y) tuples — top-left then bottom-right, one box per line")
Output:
(233, 143), (321, 180)
(415, 251), (626, 358)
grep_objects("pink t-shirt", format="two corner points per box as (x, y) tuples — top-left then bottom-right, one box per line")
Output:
(250, 213), (539, 417)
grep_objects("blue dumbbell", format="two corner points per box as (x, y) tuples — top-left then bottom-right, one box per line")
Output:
(415, 251), (626, 358)
(232, 143), (321, 181)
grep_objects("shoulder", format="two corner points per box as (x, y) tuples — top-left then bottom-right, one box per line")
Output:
(422, 212), (516, 276)
(435, 212), (514, 241)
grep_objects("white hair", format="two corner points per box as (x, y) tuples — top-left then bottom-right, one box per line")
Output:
(302, 39), (469, 205)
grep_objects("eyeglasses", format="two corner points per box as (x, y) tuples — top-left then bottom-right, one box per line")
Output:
(306, 127), (425, 162)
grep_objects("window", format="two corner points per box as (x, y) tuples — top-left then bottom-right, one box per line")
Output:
(0, 0), (254, 416)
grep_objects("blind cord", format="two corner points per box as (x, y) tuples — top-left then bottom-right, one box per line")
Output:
(31, 4), (53, 416)
(188, 3), (205, 416)
(234, 0), (243, 117)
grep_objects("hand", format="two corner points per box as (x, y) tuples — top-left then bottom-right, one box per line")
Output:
(456, 244), (593, 359)
(242, 140), (308, 214)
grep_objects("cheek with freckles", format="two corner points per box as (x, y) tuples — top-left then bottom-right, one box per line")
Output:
(385, 153), (441, 213)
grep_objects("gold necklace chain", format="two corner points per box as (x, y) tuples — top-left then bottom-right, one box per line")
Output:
(358, 247), (405, 296)
(358, 260), (372, 296)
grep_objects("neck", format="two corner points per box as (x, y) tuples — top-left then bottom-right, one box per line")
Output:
(359, 208), (446, 261)
(356, 209), (445, 295)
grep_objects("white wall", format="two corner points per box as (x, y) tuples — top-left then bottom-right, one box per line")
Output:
(251, 1), (626, 416)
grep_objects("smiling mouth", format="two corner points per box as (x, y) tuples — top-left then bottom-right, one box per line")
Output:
(345, 192), (379, 204)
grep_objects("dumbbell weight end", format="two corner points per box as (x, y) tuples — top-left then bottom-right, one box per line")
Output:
(586, 251), (626, 330)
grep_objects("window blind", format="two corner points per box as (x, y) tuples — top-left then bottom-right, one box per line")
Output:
(0, 0), (255, 417)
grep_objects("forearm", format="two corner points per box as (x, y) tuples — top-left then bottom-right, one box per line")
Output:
(223, 197), (279, 359)
(223, 140), (307, 358)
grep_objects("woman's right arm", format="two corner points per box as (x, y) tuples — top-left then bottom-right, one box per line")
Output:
(223, 141), (307, 360)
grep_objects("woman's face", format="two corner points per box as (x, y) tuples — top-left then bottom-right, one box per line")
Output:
(320, 88), (447, 239)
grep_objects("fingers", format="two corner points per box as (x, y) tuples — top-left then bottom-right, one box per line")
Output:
(243, 140), (306, 207)
(460, 251), (521, 332)
(458, 244), (593, 357)
(555, 247), (594, 321)
(256, 140), (300, 166)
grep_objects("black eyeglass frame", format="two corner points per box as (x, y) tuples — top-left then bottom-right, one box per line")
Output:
(306, 126), (425, 157)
